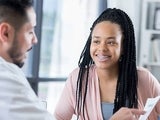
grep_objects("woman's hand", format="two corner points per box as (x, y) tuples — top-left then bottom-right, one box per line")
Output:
(109, 107), (145, 120)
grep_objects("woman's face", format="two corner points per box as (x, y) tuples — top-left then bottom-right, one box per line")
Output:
(90, 21), (123, 70)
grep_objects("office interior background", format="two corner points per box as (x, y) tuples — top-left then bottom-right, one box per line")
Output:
(23, 0), (160, 113)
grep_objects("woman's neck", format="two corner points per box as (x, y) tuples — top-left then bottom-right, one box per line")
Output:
(97, 67), (118, 103)
(96, 66), (119, 82)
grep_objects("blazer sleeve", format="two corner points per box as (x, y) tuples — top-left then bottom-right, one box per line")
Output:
(143, 68), (160, 116)
(54, 70), (77, 120)
(138, 67), (160, 118)
(149, 72), (160, 115)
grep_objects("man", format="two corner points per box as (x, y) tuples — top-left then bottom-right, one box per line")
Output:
(0, 0), (54, 119)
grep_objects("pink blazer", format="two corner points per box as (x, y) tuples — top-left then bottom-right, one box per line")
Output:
(54, 65), (160, 120)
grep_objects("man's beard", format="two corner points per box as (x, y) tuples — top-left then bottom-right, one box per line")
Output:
(13, 61), (24, 68)
(7, 39), (24, 68)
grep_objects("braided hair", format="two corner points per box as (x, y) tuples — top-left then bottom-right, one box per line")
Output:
(75, 8), (138, 119)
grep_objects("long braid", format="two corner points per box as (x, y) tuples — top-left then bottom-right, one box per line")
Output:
(75, 35), (93, 119)
(113, 9), (138, 112)
(76, 8), (138, 119)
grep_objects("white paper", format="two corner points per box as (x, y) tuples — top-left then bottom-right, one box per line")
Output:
(139, 96), (160, 120)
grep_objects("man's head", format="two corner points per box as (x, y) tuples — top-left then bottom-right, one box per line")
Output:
(0, 0), (37, 67)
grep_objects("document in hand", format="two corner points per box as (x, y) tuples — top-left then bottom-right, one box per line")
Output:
(139, 96), (160, 120)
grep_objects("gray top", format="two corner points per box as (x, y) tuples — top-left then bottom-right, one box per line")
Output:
(101, 102), (114, 120)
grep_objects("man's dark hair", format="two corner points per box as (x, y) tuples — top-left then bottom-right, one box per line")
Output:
(0, 0), (34, 30)
(76, 8), (138, 119)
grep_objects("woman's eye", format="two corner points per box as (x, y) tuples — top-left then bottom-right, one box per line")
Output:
(92, 40), (100, 44)
(107, 41), (115, 45)
(109, 42), (114, 44)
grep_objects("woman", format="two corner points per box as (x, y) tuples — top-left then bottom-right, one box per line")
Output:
(54, 8), (160, 120)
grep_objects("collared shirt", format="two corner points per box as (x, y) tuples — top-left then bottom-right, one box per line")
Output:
(0, 57), (54, 120)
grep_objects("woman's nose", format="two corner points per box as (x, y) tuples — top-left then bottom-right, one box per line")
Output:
(99, 42), (108, 51)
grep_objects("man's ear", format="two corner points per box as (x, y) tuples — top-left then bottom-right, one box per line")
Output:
(0, 23), (12, 43)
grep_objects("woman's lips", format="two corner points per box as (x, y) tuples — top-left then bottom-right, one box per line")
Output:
(96, 54), (111, 61)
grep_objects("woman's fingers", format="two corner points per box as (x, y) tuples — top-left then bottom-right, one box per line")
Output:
(130, 108), (146, 115)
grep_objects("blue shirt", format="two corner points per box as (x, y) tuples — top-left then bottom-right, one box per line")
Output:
(101, 102), (114, 120)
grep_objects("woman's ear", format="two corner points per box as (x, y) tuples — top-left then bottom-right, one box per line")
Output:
(0, 23), (13, 43)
